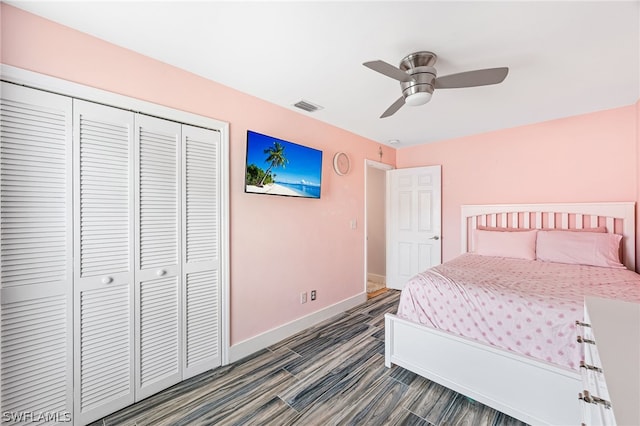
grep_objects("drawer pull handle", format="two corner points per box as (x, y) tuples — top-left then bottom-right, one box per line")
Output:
(101, 276), (114, 285)
(578, 390), (611, 409)
(575, 320), (591, 328)
(156, 269), (167, 277)
(577, 335), (596, 345)
(579, 361), (603, 373)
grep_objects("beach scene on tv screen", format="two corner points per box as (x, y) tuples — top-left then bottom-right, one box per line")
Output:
(245, 131), (322, 198)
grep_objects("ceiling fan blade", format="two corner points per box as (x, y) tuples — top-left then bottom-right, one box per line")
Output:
(364, 60), (414, 83)
(434, 67), (509, 89)
(380, 96), (405, 118)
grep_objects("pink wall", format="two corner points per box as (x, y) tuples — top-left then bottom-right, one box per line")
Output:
(0, 5), (396, 344)
(397, 105), (639, 265)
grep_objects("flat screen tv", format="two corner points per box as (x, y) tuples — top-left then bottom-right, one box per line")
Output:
(244, 130), (323, 199)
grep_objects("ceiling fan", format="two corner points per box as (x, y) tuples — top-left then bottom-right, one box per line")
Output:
(363, 51), (509, 118)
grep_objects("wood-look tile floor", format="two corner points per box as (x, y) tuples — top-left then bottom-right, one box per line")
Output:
(93, 290), (527, 426)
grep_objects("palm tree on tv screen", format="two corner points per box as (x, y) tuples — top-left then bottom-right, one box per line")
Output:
(258, 141), (288, 187)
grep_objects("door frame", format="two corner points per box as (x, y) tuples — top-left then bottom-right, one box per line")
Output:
(363, 159), (394, 294)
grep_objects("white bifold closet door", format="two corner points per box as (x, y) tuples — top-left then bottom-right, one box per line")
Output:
(2, 81), (222, 425)
(73, 100), (135, 424)
(1, 83), (74, 423)
(136, 117), (222, 392)
(182, 125), (221, 378)
(73, 103), (221, 423)
(133, 114), (182, 400)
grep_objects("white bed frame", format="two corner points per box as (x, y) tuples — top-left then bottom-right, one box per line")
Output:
(385, 202), (636, 425)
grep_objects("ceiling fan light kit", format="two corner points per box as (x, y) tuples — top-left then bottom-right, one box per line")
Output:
(364, 50), (508, 118)
(405, 91), (433, 106)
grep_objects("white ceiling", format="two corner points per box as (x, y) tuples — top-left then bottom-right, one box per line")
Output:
(9, 1), (640, 148)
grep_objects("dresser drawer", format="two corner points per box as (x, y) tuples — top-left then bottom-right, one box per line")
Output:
(577, 322), (601, 369)
(581, 367), (609, 401)
(579, 395), (616, 426)
(580, 367), (615, 425)
(579, 304), (615, 426)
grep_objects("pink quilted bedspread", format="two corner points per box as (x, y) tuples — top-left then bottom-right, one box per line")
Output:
(396, 253), (640, 370)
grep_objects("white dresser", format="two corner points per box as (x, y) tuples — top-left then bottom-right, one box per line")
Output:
(578, 297), (640, 426)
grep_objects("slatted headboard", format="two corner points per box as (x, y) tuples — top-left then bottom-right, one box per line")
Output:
(461, 202), (636, 270)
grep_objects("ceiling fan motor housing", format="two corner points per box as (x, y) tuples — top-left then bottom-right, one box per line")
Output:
(399, 51), (438, 104)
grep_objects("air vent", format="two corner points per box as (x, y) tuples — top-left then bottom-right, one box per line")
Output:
(293, 99), (323, 113)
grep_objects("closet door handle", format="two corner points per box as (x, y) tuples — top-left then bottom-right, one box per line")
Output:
(101, 276), (114, 285)
(156, 269), (167, 277)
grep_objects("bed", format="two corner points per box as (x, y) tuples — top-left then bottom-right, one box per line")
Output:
(384, 202), (639, 425)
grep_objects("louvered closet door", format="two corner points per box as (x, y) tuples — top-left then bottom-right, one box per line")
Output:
(182, 125), (222, 378)
(73, 100), (135, 425)
(1, 83), (73, 423)
(134, 114), (182, 400)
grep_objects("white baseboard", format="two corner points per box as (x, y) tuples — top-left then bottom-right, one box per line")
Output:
(228, 292), (367, 363)
(367, 273), (386, 285)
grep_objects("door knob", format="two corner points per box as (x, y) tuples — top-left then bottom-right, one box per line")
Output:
(430, 235), (440, 240)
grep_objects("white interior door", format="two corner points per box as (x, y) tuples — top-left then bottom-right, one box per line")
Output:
(386, 165), (442, 290)
(182, 125), (222, 378)
(134, 114), (182, 401)
(73, 100), (135, 424)
(1, 83), (73, 421)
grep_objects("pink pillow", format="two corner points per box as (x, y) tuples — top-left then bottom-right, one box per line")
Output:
(477, 225), (607, 233)
(536, 231), (624, 268)
(474, 229), (537, 260)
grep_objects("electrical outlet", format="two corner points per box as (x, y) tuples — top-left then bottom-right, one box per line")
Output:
(300, 292), (307, 304)
(310, 290), (317, 301)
